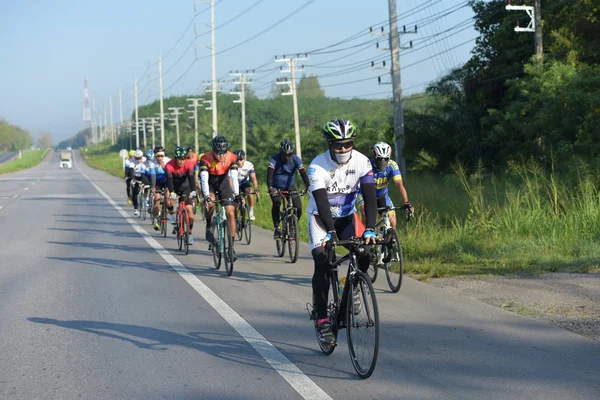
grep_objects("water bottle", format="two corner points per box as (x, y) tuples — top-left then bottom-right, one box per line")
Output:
(338, 276), (347, 300)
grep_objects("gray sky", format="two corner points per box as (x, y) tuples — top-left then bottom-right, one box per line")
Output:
(0, 0), (476, 143)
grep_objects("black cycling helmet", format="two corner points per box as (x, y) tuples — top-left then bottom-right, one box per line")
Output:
(322, 118), (357, 142)
(234, 149), (246, 160)
(211, 135), (229, 153)
(174, 146), (187, 159)
(187, 146), (194, 153)
(153, 145), (165, 154)
(279, 139), (295, 155)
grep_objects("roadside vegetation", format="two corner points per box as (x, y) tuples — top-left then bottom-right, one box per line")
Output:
(0, 149), (49, 175)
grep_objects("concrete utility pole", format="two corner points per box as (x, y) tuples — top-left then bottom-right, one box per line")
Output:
(275, 54), (307, 158)
(92, 94), (97, 143)
(230, 71), (253, 154)
(506, 0), (543, 63)
(187, 98), (202, 153)
(119, 89), (124, 140)
(168, 107), (184, 147)
(109, 96), (115, 144)
(387, 0), (406, 174)
(158, 55), (165, 146)
(140, 118), (147, 149)
(134, 77), (140, 149)
(103, 106), (108, 142)
(210, 0), (217, 136)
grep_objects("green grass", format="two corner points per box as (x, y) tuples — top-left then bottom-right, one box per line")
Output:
(82, 143), (600, 279)
(0, 149), (49, 175)
(80, 143), (127, 178)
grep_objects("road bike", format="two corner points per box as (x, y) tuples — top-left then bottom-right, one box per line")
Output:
(307, 237), (380, 379)
(235, 191), (258, 245)
(174, 193), (194, 255)
(135, 181), (151, 220)
(207, 197), (235, 276)
(367, 205), (411, 292)
(274, 189), (304, 263)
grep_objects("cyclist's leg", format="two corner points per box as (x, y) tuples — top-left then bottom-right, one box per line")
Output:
(131, 180), (140, 210)
(385, 193), (397, 229)
(244, 183), (255, 209)
(217, 175), (236, 240)
(126, 177), (132, 200)
(290, 188), (302, 220)
(270, 190), (282, 232)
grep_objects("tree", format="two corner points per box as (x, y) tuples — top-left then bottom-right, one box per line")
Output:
(38, 132), (53, 148)
(297, 74), (324, 98)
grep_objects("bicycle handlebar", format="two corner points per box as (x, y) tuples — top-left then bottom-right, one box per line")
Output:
(376, 205), (411, 212)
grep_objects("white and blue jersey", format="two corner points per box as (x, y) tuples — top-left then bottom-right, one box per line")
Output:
(132, 159), (152, 178)
(307, 150), (374, 218)
(237, 160), (255, 186)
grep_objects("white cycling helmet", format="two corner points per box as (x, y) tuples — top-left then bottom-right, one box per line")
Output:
(372, 142), (392, 159)
(134, 149), (144, 159)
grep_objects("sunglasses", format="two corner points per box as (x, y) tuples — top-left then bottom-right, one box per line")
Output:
(377, 157), (390, 162)
(215, 150), (227, 155)
(135, 157), (142, 160)
(156, 155), (164, 158)
(330, 141), (354, 151)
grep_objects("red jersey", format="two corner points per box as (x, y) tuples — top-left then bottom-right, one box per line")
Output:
(199, 151), (237, 176)
(165, 159), (196, 192)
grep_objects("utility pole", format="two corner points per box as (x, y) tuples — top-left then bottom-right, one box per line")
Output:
(103, 106), (108, 142)
(92, 94), (97, 144)
(210, 0), (217, 136)
(119, 89), (124, 141)
(109, 96), (115, 144)
(275, 54), (307, 158)
(140, 118), (147, 149)
(168, 107), (184, 147)
(187, 98), (202, 152)
(134, 77), (140, 149)
(506, 0), (543, 63)
(230, 71), (253, 153)
(158, 55), (165, 146)
(388, 0), (406, 174)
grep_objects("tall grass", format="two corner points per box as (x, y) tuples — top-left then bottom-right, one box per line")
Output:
(82, 142), (600, 278)
(0, 149), (48, 175)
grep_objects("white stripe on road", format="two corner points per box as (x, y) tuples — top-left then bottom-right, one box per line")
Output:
(0, 206), (3, 211)
(75, 158), (331, 400)
(23, 187), (29, 191)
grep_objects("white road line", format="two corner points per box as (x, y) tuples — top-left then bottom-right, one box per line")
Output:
(32, 182), (36, 185)
(0, 206), (3, 211)
(75, 158), (331, 400)
(23, 187), (29, 191)
(12, 194), (19, 198)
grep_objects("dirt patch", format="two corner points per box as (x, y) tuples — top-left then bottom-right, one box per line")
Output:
(428, 272), (600, 341)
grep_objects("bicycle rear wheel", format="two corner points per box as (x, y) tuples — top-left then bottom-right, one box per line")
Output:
(141, 191), (147, 220)
(236, 206), (244, 241)
(223, 222), (234, 276)
(160, 197), (167, 238)
(384, 228), (403, 293)
(287, 214), (299, 263)
(347, 270), (379, 379)
(182, 208), (189, 255)
(367, 249), (379, 283)
(244, 204), (252, 245)
(211, 217), (222, 270)
(137, 190), (143, 218)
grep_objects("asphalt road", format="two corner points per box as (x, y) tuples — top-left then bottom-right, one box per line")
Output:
(0, 151), (598, 399)
(0, 151), (17, 165)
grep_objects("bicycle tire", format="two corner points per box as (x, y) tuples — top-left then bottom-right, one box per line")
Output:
(223, 221), (234, 276)
(287, 214), (299, 263)
(211, 218), (222, 270)
(182, 208), (189, 255)
(244, 204), (252, 245)
(236, 206), (243, 241)
(275, 219), (286, 258)
(161, 197), (168, 238)
(367, 250), (379, 283)
(346, 270), (379, 379)
(315, 273), (340, 355)
(149, 194), (155, 225)
(141, 190), (147, 220)
(384, 228), (404, 293)
(137, 190), (143, 219)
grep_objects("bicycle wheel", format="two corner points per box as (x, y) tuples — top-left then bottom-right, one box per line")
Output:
(236, 206), (243, 241)
(244, 204), (252, 245)
(211, 217), (222, 270)
(287, 214), (299, 263)
(181, 208), (189, 255)
(275, 218), (286, 257)
(223, 221), (234, 276)
(149, 195), (155, 225)
(141, 190), (147, 220)
(314, 274), (340, 355)
(366, 248), (379, 283)
(384, 228), (404, 293)
(137, 190), (143, 218)
(160, 197), (167, 238)
(346, 270), (379, 379)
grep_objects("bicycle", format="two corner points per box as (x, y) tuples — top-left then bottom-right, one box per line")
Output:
(273, 189), (304, 263)
(307, 237), (380, 379)
(136, 182), (151, 220)
(156, 188), (168, 238)
(235, 191), (258, 245)
(174, 193), (194, 255)
(207, 196), (235, 276)
(367, 205), (411, 293)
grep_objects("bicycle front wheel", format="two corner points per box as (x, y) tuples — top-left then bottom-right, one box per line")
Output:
(244, 204), (252, 245)
(236, 206), (243, 241)
(287, 214), (299, 263)
(384, 228), (404, 293)
(182, 208), (189, 255)
(347, 270), (379, 379)
(160, 198), (167, 238)
(211, 218), (222, 270)
(141, 192), (147, 220)
(223, 222), (234, 276)
(275, 221), (286, 258)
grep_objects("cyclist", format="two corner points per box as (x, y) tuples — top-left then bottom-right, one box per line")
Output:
(129, 149), (154, 217)
(165, 146), (197, 245)
(150, 145), (171, 230)
(125, 150), (135, 204)
(307, 118), (378, 345)
(356, 142), (414, 230)
(267, 139), (310, 239)
(187, 146), (198, 164)
(199, 135), (239, 256)
(234, 149), (259, 221)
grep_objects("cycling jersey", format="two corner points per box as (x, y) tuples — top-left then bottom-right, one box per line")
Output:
(165, 159), (196, 193)
(307, 150), (374, 218)
(198, 151), (239, 199)
(199, 151), (237, 176)
(237, 161), (255, 185)
(148, 157), (171, 184)
(371, 159), (402, 197)
(268, 154), (304, 189)
(132, 160), (152, 178)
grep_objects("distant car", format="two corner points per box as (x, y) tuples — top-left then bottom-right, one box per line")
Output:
(60, 151), (72, 169)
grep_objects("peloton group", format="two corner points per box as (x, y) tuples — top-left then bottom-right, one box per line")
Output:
(123, 118), (414, 345)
